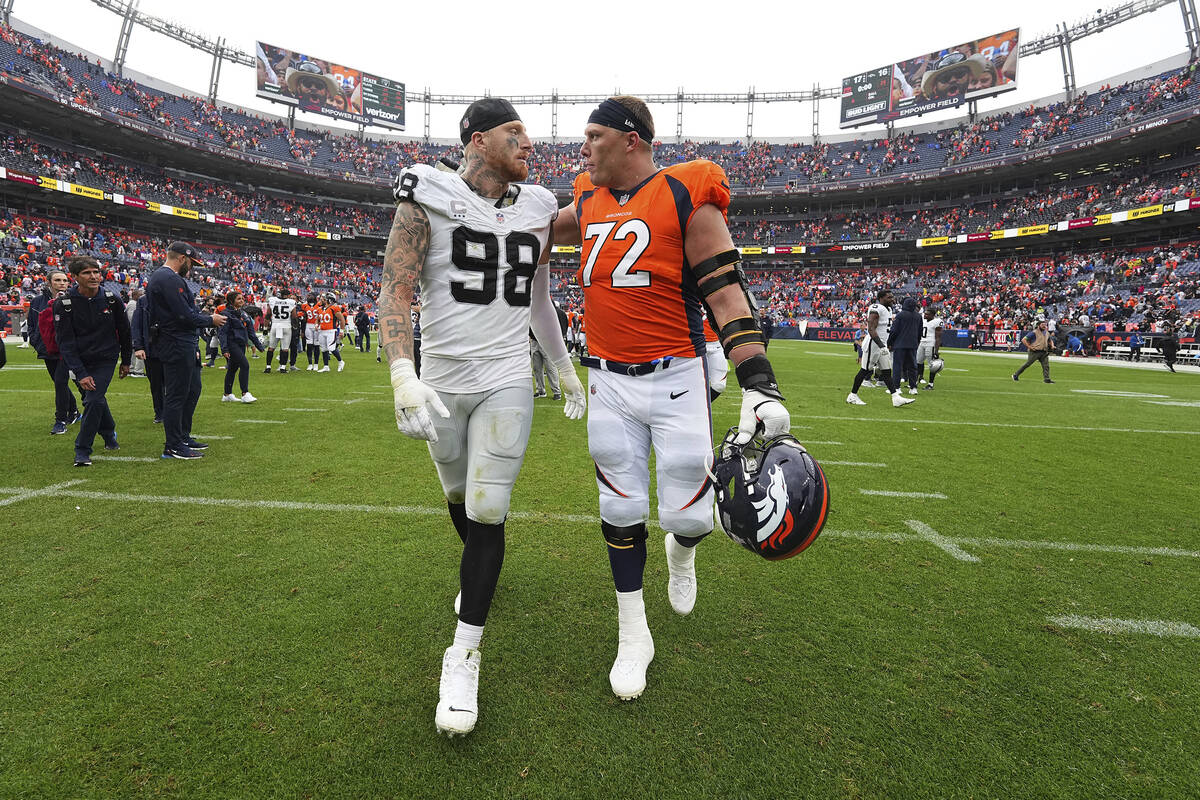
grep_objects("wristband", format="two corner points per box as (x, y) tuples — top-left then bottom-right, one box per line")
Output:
(735, 354), (784, 401)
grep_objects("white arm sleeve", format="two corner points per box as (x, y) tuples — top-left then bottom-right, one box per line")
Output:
(529, 266), (568, 363)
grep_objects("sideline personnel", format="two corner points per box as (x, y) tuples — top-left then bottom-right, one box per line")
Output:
(144, 241), (226, 459)
(53, 256), (132, 466)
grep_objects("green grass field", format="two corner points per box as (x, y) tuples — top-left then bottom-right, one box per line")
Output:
(1, 338), (1197, 799)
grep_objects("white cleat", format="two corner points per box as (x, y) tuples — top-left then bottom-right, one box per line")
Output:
(318, 365), (331, 373)
(278, 366), (288, 374)
(609, 629), (654, 701)
(664, 533), (697, 616)
(221, 393), (237, 403)
(454, 591), (461, 616)
(892, 392), (915, 407)
(241, 392), (257, 404)
(846, 392), (866, 405)
(307, 364), (317, 371)
(908, 387), (919, 395)
(337, 360), (345, 372)
(435, 646), (480, 736)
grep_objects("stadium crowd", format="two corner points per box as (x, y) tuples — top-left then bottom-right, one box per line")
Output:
(5, 205), (1198, 347)
(2, 21), (1197, 192)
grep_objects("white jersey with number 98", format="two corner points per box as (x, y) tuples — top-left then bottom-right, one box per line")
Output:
(394, 164), (558, 393)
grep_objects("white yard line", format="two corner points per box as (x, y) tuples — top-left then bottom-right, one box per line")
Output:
(92, 456), (160, 462)
(190, 435), (234, 440)
(4, 482), (1197, 562)
(803, 440), (843, 446)
(904, 520), (981, 562)
(237, 419), (287, 424)
(0, 479), (89, 507)
(819, 460), (887, 468)
(282, 408), (329, 412)
(801, 414), (1200, 436)
(861, 490), (947, 499)
(1047, 615), (1200, 638)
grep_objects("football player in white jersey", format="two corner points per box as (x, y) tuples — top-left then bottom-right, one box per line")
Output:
(916, 307), (942, 389)
(263, 287), (296, 373)
(847, 289), (914, 407)
(378, 98), (586, 737)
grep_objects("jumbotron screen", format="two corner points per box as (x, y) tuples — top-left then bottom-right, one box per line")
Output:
(839, 28), (1020, 128)
(255, 42), (405, 130)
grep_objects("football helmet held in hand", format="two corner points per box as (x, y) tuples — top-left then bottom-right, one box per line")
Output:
(928, 357), (944, 377)
(709, 427), (829, 561)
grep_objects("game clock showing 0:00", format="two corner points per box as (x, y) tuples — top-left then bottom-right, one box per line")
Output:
(840, 66), (892, 125)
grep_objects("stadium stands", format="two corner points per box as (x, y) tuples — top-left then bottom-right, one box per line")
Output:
(1, 19), (1198, 340)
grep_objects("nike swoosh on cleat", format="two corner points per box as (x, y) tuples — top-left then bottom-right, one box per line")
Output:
(669, 390), (688, 399)
(448, 706), (474, 713)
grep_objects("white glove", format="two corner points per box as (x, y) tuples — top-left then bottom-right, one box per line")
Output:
(389, 358), (449, 441)
(733, 388), (790, 445)
(553, 355), (586, 420)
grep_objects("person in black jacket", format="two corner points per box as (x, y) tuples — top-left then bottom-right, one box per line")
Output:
(53, 256), (132, 467)
(887, 297), (923, 396)
(29, 269), (83, 433)
(218, 289), (264, 403)
(354, 306), (371, 352)
(144, 241), (226, 460)
(1160, 326), (1180, 373)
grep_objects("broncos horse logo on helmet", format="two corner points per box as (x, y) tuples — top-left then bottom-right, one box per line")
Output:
(709, 427), (830, 561)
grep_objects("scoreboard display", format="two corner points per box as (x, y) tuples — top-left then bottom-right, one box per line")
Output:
(256, 41), (405, 131)
(362, 74), (406, 129)
(840, 66), (892, 126)
(838, 28), (1020, 129)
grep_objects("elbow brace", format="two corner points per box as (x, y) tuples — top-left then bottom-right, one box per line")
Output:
(693, 249), (765, 357)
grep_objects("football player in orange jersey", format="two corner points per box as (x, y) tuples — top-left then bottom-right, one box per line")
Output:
(302, 292), (320, 370)
(553, 96), (790, 701)
(316, 292), (346, 372)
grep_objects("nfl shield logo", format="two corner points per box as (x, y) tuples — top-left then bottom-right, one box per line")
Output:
(617, 193), (631, 206)
(496, 212), (505, 223)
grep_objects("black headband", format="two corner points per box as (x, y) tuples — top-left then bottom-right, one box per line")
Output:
(587, 98), (653, 143)
(459, 98), (521, 144)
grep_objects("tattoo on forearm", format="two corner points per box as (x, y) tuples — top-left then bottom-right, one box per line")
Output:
(378, 201), (430, 364)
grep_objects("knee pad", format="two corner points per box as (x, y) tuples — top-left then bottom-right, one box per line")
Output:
(660, 509), (714, 538)
(465, 484), (511, 526)
(658, 445), (708, 486)
(601, 520), (648, 549)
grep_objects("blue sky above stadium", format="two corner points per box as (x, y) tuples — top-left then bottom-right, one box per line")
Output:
(12, 0), (1190, 139)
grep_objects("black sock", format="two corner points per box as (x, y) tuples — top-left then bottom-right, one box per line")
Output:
(458, 519), (505, 627)
(852, 369), (869, 393)
(447, 501), (469, 545)
(604, 521), (648, 593)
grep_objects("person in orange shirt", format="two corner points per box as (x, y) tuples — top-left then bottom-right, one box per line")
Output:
(552, 96), (792, 701)
(301, 292), (320, 370)
(316, 292), (346, 373)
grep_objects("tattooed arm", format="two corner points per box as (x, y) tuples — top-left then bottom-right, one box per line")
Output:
(378, 200), (431, 365)
(379, 198), (448, 441)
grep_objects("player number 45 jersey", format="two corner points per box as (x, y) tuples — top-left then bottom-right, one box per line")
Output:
(573, 159), (731, 363)
(268, 296), (296, 326)
(394, 163), (558, 363)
